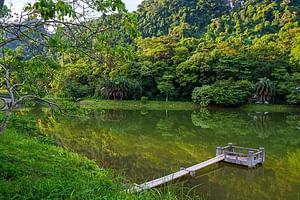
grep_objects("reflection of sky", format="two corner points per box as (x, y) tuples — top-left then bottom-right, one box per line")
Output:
(8, 0), (142, 14)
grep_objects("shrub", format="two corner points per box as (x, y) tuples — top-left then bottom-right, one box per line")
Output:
(95, 77), (142, 100)
(277, 73), (300, 104)
(63, 83), (91, 99)
(254, 77), (275, 103)
(287, 92), (300, 105)
(192, 85), (212, 107)
(54, 65), (93, 99)
(192, 79), (253, 107)
(141, 96), (149, 104)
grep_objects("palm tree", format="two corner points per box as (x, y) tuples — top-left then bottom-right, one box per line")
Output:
(101, 77), (129, 100)
(254, 77), (275, 103)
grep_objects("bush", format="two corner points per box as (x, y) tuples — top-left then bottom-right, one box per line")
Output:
(277, 73), (300, 104)
(63, 83), (91, 99)
(192, 85), (212, 107)
(54, 65), (93, 99)
(95, 77), (142, 100)
(192, 79), (253, 107)
(287, 92), (300, 105)
(141, 96), (148, 104)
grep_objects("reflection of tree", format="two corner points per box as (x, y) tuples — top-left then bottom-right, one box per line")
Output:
(191, 109), (252, 134)
(191, 109), (211, 128)
(96, 109), (128, 122)
(286, 150), (300, 180)
(37, 110), (213, 183)
(156, 118), (174, 136)
(191, 109), (300, 142)
(286, 114), (300, 130)
(202, 152), (300, 200)
(249, 112), (275, 139)
(34, 108), (300, 198)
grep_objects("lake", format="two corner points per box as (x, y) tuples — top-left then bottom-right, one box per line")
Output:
(35, 107), (300, 200)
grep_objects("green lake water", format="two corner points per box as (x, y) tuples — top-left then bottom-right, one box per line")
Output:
(35, 108), (300, 200)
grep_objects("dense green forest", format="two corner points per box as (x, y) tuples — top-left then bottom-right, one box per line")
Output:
(1, 1), (300, 199)
(1, 0), (300, 107)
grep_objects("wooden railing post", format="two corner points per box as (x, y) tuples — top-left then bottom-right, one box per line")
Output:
(228, 143), (233, 152)
(248, 151), (254, 168)
(216, 147), (223, 156)
(259, 147), (265, 163)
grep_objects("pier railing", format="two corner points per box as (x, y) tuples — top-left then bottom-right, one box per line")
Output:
(130, 143), (265, 192)
(216, 143), (265, 168)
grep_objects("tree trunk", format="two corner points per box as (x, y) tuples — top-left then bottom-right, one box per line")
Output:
(166, 93), (168, 102)
(0, 111), (11, 135)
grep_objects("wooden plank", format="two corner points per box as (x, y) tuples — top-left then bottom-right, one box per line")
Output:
(132, 155), (224, 192)
(232, 145), (260, 152)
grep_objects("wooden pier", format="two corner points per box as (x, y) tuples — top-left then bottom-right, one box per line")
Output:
(130, 143), (265, 192)
(217, 143), (265, 168)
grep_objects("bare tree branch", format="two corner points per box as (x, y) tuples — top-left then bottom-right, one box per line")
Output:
(14, 95), (61, 111)
(1, 64), (15, 107)
(0, 64), (61, 135)
(0, 111), (11, 135)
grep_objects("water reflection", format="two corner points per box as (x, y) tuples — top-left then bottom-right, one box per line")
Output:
(34, 108), (300, 200)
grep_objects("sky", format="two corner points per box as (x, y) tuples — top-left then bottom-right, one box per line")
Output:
(8, 0), (143, 14)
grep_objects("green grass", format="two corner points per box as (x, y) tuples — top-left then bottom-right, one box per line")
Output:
(78, 99), (300, 112)
(79, 100), (199, 111)
(0, 128), (179, 199)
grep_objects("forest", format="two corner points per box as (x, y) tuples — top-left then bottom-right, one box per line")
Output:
(1, 0), (300, 107)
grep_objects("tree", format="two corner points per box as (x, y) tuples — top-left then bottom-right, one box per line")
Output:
(192, 79), (253, 107)
(157, 75), (175, 102)
(137, 0), (230, 38)
(96, 77), (141, 100)
(254, 77), (275, 103)
(0, 0), (130, 134)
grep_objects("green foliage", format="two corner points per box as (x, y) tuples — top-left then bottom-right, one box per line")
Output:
(80, 99), (198, 110)
(192, 85), (212, 107)
(96, 77), (142, 100)
(140, 96), (148, 104)
(137, 0), (230, 37)
(157, 75), (175, 102)
(0, 3), (9, 17)
(290, 31), (300, 70)
(206, 0), (298, 39)
(0, 48), (59, 97)
(287, 91), (300, 105)
(254, 77), (275, 102)
(192, 79), (253, 107)
(25, 0), (76, 20)
(0, 125), (177, 199)
(54, 61), (92, 99)
(3, 0), (300, 106)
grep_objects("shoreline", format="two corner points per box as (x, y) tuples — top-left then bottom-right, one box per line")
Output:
(76, 99), (300, 112)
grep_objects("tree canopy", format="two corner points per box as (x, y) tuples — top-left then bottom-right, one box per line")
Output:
(0, 0), (299, 107)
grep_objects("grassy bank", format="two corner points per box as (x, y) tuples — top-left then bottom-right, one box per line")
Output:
(79, 99), (199, 110)
(0, 119), (177, 199)
(78, 99), (300, 112)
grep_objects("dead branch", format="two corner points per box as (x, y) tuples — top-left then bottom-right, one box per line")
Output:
(0, 64), (61, 135)
(14, 95), (61, 111)
(0, 111), (11, 135)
